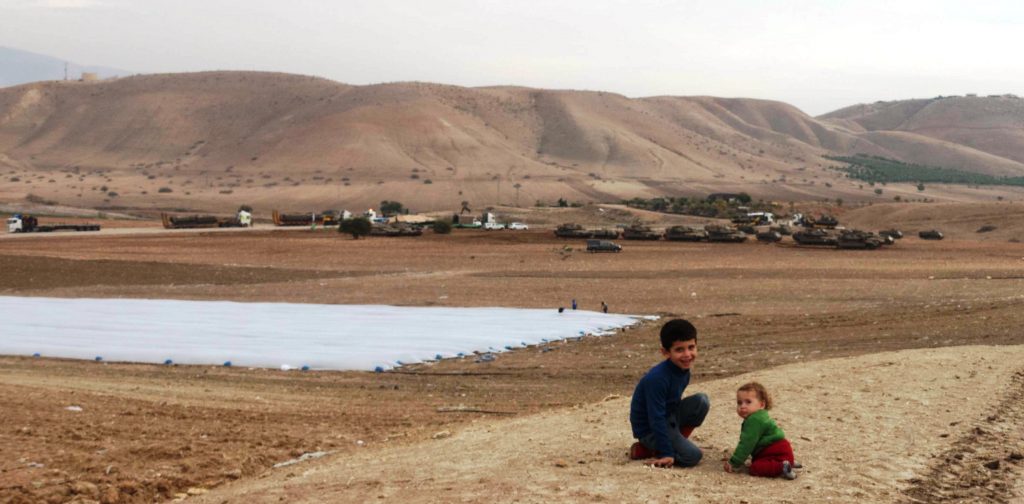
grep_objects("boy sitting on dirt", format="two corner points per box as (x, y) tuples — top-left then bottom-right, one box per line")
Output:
(628, 318), (710, 468)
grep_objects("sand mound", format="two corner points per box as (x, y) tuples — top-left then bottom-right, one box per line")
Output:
(195, 345), (1024, 503)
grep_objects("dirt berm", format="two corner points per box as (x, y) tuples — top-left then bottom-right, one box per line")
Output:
(196, 345), (1024, 503)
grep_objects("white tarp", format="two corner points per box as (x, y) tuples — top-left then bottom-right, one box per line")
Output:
(0, 296), (648, 371)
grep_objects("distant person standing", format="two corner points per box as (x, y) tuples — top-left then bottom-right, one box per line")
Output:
(601, 301), (608, 313)
(572, 299), (577, 310)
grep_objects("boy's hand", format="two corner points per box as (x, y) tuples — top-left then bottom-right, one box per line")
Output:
(723, 461), (734, 473)
(648, 456), (674, 468)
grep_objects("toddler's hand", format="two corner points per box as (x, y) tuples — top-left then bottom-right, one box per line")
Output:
(723, 461), (734, 473)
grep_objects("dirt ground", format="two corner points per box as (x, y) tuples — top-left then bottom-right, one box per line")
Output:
(2, 223), (1024, 503)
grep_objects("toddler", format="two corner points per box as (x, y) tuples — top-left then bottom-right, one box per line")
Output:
(724, 382), (798, 479)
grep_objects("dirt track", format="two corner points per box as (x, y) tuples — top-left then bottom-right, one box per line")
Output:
(2, 226), (1024, 503)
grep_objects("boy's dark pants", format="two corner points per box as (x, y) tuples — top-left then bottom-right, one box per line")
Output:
(638, 392), (710, 467)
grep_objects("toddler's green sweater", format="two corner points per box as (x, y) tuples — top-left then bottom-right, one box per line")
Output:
(729, 409), (786, 467)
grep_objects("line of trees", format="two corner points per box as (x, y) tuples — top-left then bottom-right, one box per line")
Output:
(827, 154), (1024, 187)
(623, 193), (773, 218)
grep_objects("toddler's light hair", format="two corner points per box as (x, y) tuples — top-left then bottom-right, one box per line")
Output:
(737, 382), (773, 409)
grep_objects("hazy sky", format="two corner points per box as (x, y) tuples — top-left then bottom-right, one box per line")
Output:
(2, 0), (1021, 115)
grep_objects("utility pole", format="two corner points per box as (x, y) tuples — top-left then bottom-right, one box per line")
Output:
(513, 183), (522, 207)
(64, 62), (68, 81)
(496, 177), (501, 206)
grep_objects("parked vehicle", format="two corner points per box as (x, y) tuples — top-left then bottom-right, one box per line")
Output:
(586, 239), (622, 252)
(6, 214), (100, 233)
(507, 222), (529, 230)
(664, 225), (707, 241)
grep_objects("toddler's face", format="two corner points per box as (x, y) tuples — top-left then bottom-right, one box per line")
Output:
(735, 390), (764, 419)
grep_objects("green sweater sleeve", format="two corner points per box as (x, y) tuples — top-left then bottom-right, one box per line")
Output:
(729, 410), (784, 467)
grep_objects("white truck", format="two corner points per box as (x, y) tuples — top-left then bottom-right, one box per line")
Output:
(7, 214), (101, 233)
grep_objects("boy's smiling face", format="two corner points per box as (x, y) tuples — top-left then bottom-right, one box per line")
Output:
(661, 338), (697, 370)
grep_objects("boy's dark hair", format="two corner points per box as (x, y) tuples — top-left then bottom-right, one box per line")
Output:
(659, 318), (697, 349)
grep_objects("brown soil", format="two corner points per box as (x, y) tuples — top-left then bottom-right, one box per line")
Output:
(1, 224), (1023, 503)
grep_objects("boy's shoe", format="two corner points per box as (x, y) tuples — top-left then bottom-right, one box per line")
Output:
(792, 461), (803, 469)
(782, 461), (797, 480)
(629, 442), (655, 460)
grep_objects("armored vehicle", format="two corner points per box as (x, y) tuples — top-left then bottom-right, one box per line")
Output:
(664, 225), (708, 242)
(554, 223), (591, 238)
(590, 228), (620, 239)
(755, 230), (783, 243)
(704, 224), (747, 243)
(621, 224), (661, 240)
(919, 229), (944, 240)
(879, 229), (904, 239)
(802, 214), (839, 228)
(370, 223), (423, 237)
(837, 229), (883, 249)
(792, 228), (838, 246)
(769, 224), (793, 236)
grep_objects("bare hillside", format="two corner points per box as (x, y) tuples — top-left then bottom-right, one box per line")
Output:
(820, 95), (1024, 175)
(2, 72), (1024, 213)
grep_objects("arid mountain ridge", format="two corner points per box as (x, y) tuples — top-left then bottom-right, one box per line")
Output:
(1, 71), (1023, 213)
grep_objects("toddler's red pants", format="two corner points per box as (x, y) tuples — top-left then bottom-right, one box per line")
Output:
(749, 439), (794, 477)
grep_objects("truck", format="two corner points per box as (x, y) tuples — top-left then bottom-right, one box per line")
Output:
(6, 214), (100, 233)
(161, 209), (253, 229)
(272, 210), (336, 227)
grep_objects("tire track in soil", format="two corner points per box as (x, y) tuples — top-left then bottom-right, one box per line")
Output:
(901, 369), (1024, 503)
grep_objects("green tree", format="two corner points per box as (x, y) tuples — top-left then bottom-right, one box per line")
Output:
(379, 200), (406, 216)
(433, 220), (452, 234)
(339, 217), (371, 239)
(917, 183), (925, 192)
(737, 192), (752, 204)
(557, 197), (569, 207)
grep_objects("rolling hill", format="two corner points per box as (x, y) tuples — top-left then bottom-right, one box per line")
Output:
(1, 71), (1022, 213)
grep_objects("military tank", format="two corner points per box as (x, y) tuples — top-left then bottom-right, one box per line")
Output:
(755, 230), (783, 243)
(792, 228), (838, 246)
(769, 224), (793, 236)
(879, 229), (904, 239)
(664, 225), (708, 242)
(370, 223), (424, 237)
(590, 228), (620, 239)
(704, 224), (747, 243)
(621, 224), (661, 240)
(837, 229), (883, 249)
(919, 229), (944, 240)
(554, 223), (592, 238)
(816, 214), (839, 228)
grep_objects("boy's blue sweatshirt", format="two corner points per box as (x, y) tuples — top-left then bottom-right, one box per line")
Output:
(629, 359), (690, 458)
